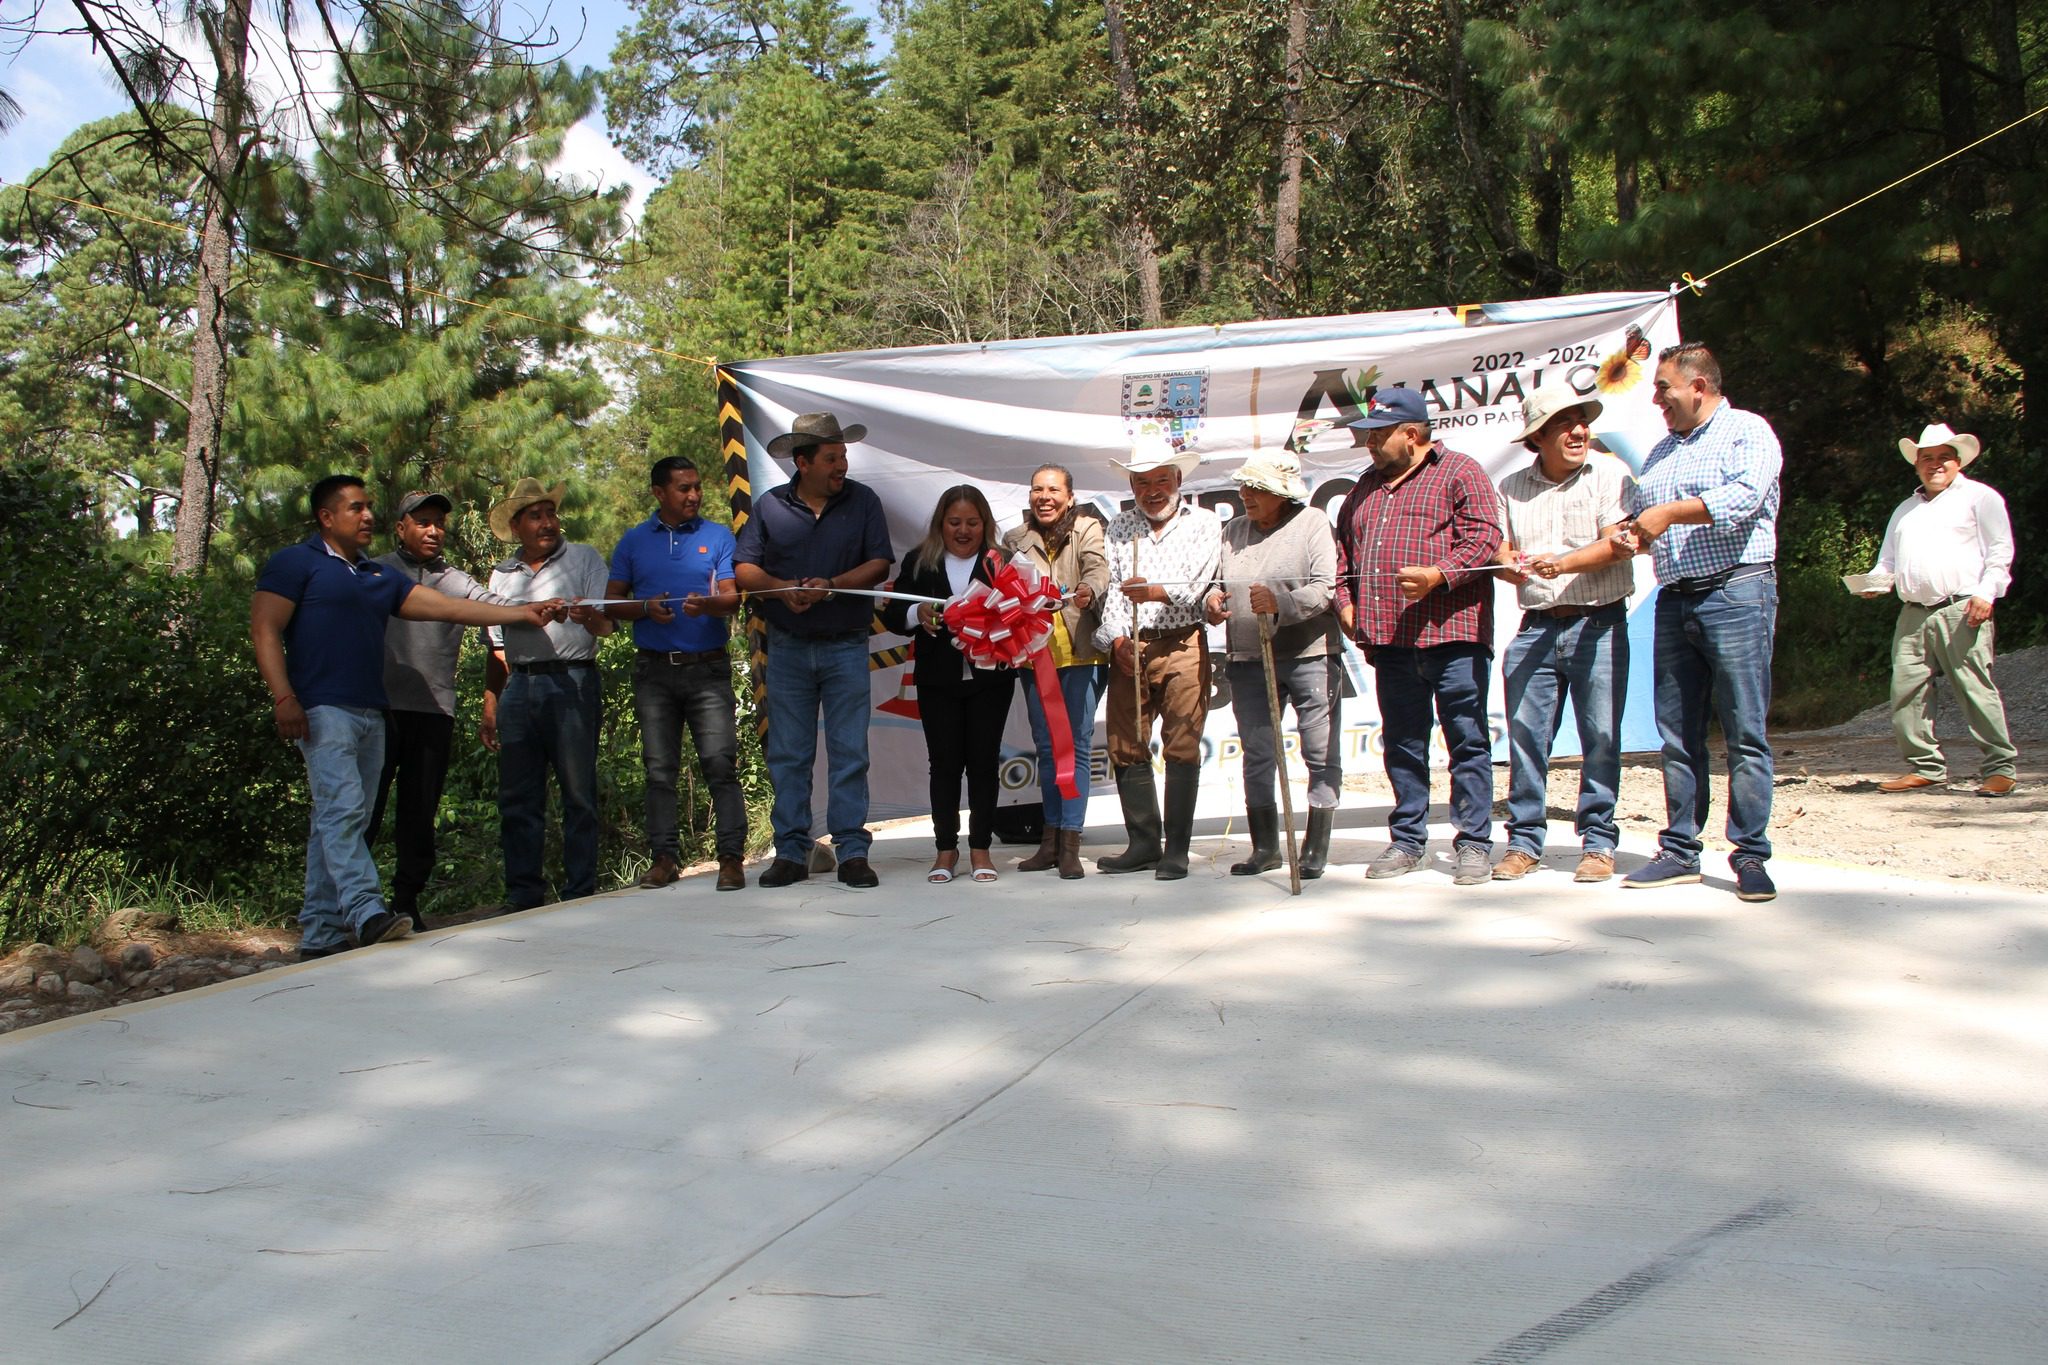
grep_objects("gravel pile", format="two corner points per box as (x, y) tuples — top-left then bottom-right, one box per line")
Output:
(0, 910), (294, 1034)
(1812, 643), (2048, 742)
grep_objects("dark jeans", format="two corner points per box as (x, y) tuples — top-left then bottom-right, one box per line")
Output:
(920, 677), (1012, 851)
(368, 709), (455, 912)
(498, 666), (602, 908)
(1653, 569), (1777, 864)
(1374, 642), (1493, 853)
(633, 655), (745, 861)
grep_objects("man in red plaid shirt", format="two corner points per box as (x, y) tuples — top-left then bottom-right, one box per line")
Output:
(1334, 387), (1505, 886)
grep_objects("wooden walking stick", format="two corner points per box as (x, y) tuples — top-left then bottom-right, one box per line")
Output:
(1258, 611), (1302, 895)
(1129, 530), (1145, 766)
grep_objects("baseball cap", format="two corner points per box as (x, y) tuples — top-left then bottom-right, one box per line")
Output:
(1348, 387), (1430, 430)
(395, 490), (453, 521)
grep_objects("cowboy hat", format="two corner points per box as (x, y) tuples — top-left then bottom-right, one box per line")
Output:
(1898, 422), (1981, 468)
(1231, 450), (1309, 501)
(1114, 432), (1200, 479)
(489, 477), (569, 542)
(1514, 380), (1605, 444)
(767, 412), (867, 458)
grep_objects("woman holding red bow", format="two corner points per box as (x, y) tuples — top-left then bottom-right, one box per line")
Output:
(882, 485), (1017, 884)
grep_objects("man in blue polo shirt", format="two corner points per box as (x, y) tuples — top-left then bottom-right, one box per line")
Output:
(733, 412), (894, 889)
(604, 456), (747, 893)
(1618, 342), (1784, 903)
(252, 474), (560, 960)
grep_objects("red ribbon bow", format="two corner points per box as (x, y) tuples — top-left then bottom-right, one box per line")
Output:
(942, 554), (1080, 799)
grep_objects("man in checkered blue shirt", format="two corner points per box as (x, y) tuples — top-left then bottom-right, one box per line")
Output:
(1619, 342), (1783, 903)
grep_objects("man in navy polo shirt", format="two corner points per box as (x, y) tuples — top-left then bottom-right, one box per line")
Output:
(604, 456), (747, 893)
(252, 474), (559, 960)
(733, 412), (894, 889)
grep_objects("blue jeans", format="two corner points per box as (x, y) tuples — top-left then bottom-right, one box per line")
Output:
(1653, 570), (1777, 864)
(763, 627), (872, 862)
(498, 666), (602, 907)
(1374, 643), (1493, 853)
(297, 704), (389, 952)
(1503, 603), (1629, 855)
(1023, 663), (1105, 831)
(1228, 654), (1342, 809)
(633, 655), (745, 861)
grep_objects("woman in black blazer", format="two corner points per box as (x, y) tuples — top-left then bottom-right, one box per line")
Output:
(881, 485), (1017, 883)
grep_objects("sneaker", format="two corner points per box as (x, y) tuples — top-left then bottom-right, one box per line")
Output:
(1979, 775), (2017, 798)
(757, 858), (809, 888)
(1574, 851), (1615, 883)
(638, 854), (682, 889)
(1621, 852), (1703, 890)
(1732, 855), (1776, 902)
(1491, 849), (1540, 881)
(1879, 773), (1943, 792)
(1366, 845), (1422, 880)
(1453, 843), (1491, 886)
(836, 857), (880, 889)
(353, 911), (415, 948)
(716, 857), (747, 892)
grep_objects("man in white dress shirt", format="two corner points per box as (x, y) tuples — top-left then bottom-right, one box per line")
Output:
(1860, 423), (2018, 797)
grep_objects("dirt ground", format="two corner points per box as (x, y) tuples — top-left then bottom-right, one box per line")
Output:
(6, 647), (2041, 1036)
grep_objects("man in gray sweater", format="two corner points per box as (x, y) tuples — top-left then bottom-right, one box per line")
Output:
(370, 490), (508, 929)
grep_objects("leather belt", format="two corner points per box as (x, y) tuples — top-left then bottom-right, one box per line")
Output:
(1136, 622), (1201, 643)
(1665, 564), (1773, 595)
(1524, 600), (1624, 621)
(509, 659), (598, 675)
(639, 648), (728, 665)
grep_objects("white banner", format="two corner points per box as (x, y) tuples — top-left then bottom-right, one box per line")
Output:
(726, 290), (1681, 824)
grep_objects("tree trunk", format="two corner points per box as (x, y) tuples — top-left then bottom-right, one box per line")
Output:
(1615, 153), (1638, 225)
(1103, 0), (1163, 326)
(1272, 0), (1310, 295)
(170, 0), (252, 577)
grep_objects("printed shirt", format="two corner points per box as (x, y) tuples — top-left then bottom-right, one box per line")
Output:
(486, 540), (609, 663)
(256, 535), (415, 710)
(733, 478), (894, 637)
(376, 549), (504, 716)
(609, 514), (738, 653)
(1092, 502), (1222, 650)
(1333, 443), (1503, 651)
(1872, 472), (2013, 606)
(1625, 402), (1782, 583)
(1497, 454), (1636, 610)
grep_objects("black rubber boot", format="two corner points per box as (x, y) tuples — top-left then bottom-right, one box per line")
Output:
(1155, 761), (1200, 881)
(1299, 807), (1335, 881)
(1230, 806), (1282, 876)
(1098, 766), (1161, 874)
(1016, 826), (1059, 873)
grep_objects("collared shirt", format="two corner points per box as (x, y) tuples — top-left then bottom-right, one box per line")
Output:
(1626, 402), (1782, 583)
(1333, 442), (1503, 652)
(256, 534), (415, 709)
(375, 549), (504, 715)
(1872, 471), (2013, 606)
(609, 514), (738, 653)
(734, 478), (894, 637)
(1092, 501), (1223, 650)
(486, 541), (609, 663)
(1497, 454), (1636, 610)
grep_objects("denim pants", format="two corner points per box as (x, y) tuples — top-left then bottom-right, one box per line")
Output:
(497, 665), (602, 907)
(1502, 603), (1629, 856)
(763, 626), (872, 862)
(1024, 663), (1105, 830)
(1653, 569), (1776, 864)
(1374, 642), (1493, 853)
(1228, 654), (1342, 810)
(368, 708), (455, 911)
(633, 655), (746, 861)
(297, 704), (389, 952)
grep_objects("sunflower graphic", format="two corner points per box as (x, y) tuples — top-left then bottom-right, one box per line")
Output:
(1596, 325), (1653, 394)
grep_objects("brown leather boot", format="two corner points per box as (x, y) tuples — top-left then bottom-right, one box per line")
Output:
(1056, 829), (1085, 880)
(639, 853), (681, 888)
(716, 856), (746, 891)
(1016, 826), (1059, 872)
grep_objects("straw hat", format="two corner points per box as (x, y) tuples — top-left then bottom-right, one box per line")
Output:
(1113, 432), (1199, 478)
(1514, 380), (1605, 444)
(1231, 450), (1309, 501)
(489, 477), (568, 542)
(767, 412), (867, 457)
(1898, 422), (1980, 468)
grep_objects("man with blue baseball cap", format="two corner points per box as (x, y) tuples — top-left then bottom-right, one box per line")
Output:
(1332, 386), (1504, 887)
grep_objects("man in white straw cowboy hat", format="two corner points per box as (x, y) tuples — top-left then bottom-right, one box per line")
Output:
(1857, 422), (2018, 797)
(1204, 449), (1341, 880)
(482, 477), (616, 911)
(1492, 380), (1638, 884)
(1093, 431), (1221, 880)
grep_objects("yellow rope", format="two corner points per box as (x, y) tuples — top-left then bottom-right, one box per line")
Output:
(1684, 100), (2048, 294)
(5, 178), (720, 372)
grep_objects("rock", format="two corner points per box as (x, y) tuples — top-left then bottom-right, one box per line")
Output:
(228, 963), (258, 977)
(117, 943), (156, 976)
(96, 907), (176, 942)
(68, 945), (107, 982)
(18, 943), (65, 973)
(65, 980), (105, 1002)
(255, 961), (285, 972)
(0, 963), (35, 994)
(34, 973), (65, 997)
